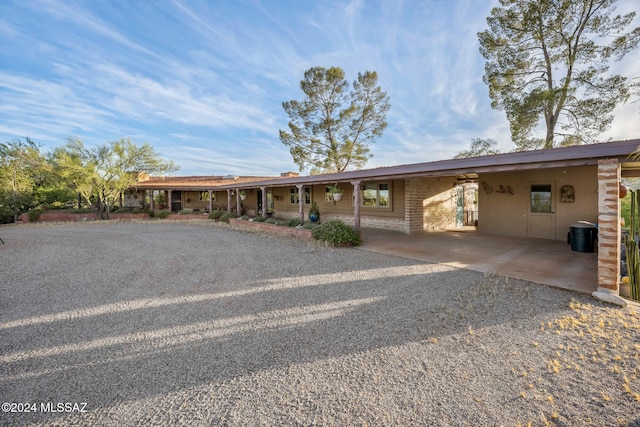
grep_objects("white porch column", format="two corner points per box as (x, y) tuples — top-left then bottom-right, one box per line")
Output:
(352, 180), (362, 231)
(593, 158), (626, 306)
(297, 184), (305, 223)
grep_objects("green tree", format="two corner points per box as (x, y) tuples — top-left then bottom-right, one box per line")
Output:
(0, 137), (48, 222)
(54, 138), (178, 219)
(454, 138), (501, 159)
(280, 66), (390, 174)
(478, 0), (640, 150)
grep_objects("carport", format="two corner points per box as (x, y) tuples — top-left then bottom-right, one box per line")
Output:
(358, 228), (597, 293)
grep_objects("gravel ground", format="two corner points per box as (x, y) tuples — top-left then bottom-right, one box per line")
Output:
(0, 221), (639, 426)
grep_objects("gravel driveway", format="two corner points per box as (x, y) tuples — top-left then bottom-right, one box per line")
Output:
(0, 221), (639, 426)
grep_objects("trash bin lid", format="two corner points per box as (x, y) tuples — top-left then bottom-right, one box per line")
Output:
(570, 222), (596, 228)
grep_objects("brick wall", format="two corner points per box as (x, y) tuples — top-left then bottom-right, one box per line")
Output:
(406, 177), (457, 233)
(597, 159), (620, 293)
(273, 211), (407, 232)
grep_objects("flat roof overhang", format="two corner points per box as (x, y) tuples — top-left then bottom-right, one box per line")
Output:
(223, 139), (640, 190)
(130, 139), (640, 191)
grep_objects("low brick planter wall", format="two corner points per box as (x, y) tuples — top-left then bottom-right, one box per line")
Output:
(19, 212), (211, 223)
(229, 218), (313, 240)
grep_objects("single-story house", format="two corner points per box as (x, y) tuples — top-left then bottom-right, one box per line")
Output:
(127, 138), (640, 303)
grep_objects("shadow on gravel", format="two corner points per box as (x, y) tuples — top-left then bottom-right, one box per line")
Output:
(0, 223), (591, 424)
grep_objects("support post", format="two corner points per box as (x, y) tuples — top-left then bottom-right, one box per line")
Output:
(297, 184), (305, 223)
(208, 190), (213, 212)
(167, 190), (173, 212)
(261, 186), (267, 217)
(227, 190), (232, 212)
(236, 189), (241, 215)
(593, 158), (626, 306)
(352, 180), (361, 232)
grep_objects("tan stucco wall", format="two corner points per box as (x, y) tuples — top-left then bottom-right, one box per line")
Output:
(271, 180), (406, 225)
(478, 166), (598, 240)
(124, 191), (146, 209)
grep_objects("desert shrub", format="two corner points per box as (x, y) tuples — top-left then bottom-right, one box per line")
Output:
(311, 219), (361, 246)
(208, 210), (225, 220)
(265, 218), (278, 224)
(220, 211), (237, 223)
(177, 209), (193, 215)
(240, 215), (249, 220)
(254, 216), (266, 222)
(284, 218), (302, 227)
(49, 201), (67, 209)
(301, 222), (318, 230)
(27, 209), (44, 222)
(155, 211), (170, 219)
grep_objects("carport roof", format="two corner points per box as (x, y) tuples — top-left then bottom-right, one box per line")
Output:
(229, 138), (640, 189)
(133, 138), (640, 191)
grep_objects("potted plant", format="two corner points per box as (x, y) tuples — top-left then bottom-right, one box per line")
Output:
(309, 201), (320, 223)
(329, 185), (344, 202)
(239, 190), (247, 201)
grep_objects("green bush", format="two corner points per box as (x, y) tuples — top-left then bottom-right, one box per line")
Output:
(155, 210), (170, 219)
(208, 210), (221, 220)
(301, 222), (319, 230)
(254, 216), (266, 222)
(177, 209), (193, 215)
(240, 215), (249, 220)
(220, 211), (237, 223)
(27, 209), (44, 222)
(311, 220), (361, 246)
(265, 218), (278, 224)
(284, 218), (302, 227)
(49, 201), (67, 209)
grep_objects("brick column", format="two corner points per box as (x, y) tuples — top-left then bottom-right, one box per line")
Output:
(208, 190), (213, 212)
(596, 159), (621, 296)
(227, 190), (232, 212)
(167, 190), (173, 211)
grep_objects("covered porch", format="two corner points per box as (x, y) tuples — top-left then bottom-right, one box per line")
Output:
(358, 228), (597, 293)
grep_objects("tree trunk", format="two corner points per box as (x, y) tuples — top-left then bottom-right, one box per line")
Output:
(544, 112), (555, 149)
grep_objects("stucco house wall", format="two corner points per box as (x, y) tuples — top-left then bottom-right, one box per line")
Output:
(478, 166), (598, 240)
(269, 180), (407, 231)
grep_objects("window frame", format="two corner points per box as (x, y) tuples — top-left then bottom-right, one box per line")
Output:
(530, 184), (552, 213)
(199, 191), (214, 202)
(361, 182), (391, 209)
(290, 187), (311, 205)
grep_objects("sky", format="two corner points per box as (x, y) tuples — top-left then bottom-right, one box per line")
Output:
(1, 0), (639, 177)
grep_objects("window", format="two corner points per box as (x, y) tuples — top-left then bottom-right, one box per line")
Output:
(531, 184), (552, 213)
(290, 187), (311, 204)
(362, 183), (389, 207)
(199, 191), (214, 201)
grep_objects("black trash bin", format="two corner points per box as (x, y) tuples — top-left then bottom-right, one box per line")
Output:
(568, 222), (597, 253)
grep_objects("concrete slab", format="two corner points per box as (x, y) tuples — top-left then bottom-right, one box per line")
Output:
(358, 228), (597, 294)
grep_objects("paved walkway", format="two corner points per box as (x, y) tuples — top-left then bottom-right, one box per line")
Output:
(358, 228), (598, 293)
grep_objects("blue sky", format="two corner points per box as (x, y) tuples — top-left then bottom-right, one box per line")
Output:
(1, 0), (639, 176)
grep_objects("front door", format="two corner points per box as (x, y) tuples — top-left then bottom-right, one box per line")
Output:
(527, 183), (556, 239)
(171, 191), (182, 212)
